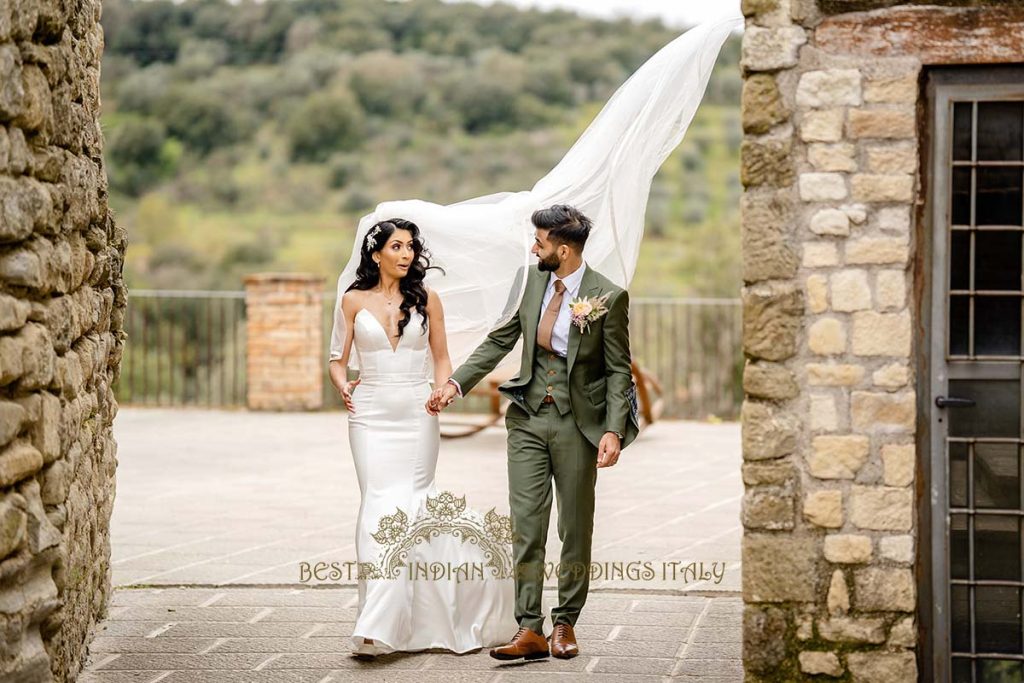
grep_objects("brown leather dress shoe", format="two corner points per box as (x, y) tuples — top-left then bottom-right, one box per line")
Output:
(489, 626), (550, 660)
(548, 623), (579, 659)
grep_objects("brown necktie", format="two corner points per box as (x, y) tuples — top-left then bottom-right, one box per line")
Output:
(537, 279), (566, 353)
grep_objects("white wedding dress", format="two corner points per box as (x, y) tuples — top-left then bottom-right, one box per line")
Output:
(347, 307), (519, 655)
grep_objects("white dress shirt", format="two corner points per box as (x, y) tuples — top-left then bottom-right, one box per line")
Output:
(540, 261), (586, 358)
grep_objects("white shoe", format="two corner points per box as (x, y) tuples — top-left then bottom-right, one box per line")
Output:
(353, 638), (386, 658)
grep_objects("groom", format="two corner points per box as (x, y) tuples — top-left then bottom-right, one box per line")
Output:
(430, 204), (640, 660)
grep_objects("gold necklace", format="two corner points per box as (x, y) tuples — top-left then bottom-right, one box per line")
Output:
(378, 286), (399, 306)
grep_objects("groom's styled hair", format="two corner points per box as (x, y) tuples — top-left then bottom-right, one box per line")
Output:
(531, 204), (592, 252)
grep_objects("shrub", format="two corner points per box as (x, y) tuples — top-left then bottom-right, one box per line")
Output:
(285, 90), (366, 162)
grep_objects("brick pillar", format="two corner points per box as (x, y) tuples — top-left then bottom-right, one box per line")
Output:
(243, 273), (325, 410)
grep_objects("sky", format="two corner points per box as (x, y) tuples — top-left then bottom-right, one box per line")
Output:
(444, 0), (744, 29)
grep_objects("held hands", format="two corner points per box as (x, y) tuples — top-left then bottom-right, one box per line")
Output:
(340, 378), (361, 412)
(425, 382), (458, 416)
(597, 431), (621, 468)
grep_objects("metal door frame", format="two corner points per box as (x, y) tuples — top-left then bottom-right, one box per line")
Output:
(924, 66), (1024, 683)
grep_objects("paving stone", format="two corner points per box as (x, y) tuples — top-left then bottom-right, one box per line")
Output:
(678, 639), (743, 659)
(106, 653), (291, 671)
(590, 656), (676, 674)
(673, 657), (745, 676)
(629, 598), (710, 612)
(327, 673), (499, 683)
(79, 674), (167, 683)
(571, 640), (679, 657)
(79, 409), (745, 680)
(696, 616), (743, 631)
(87, 637), (222, 654)
(265, 652), (428, 670)
(613, 625), (692, 641)
(497, 674), (664, 682)
(692, 626), (743, 643)
(161, 673), (331, 683)
(109, 606), (273, 622)
(578, 611), (699, 627)
(192, 637), (370, 654)
(162, 622), (325, 638)
(92, 621), (196, 637)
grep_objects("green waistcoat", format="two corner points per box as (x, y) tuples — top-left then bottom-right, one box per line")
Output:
(525, 347), (571, 415)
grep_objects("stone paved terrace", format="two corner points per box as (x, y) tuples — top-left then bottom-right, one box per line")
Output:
(79, 408), (743, 681)
(79, 587), (743, 682)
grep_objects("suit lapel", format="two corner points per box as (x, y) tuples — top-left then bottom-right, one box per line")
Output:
(566, 264), (602, 373)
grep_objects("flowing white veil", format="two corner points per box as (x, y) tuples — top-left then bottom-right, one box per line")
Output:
(328, 10), (743, 379)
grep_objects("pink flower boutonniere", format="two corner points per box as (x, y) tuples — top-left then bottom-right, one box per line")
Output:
(569, 293), (611, 334)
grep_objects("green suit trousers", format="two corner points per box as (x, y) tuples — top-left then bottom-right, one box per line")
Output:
(505, 399), (597, 634)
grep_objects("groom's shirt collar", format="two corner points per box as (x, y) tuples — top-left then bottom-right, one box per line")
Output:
(548, 261), (586, 297)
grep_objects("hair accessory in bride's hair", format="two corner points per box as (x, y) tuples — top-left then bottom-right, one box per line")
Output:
(364, 224), (384, 252)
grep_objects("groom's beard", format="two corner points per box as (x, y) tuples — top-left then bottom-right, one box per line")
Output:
(536, 254), (561, 272)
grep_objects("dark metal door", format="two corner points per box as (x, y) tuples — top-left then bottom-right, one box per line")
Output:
(929, 71), (1024, 683)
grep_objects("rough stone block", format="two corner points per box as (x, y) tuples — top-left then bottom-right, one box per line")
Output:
(808, 435), (869, 479)
(743, 534), (820, 602)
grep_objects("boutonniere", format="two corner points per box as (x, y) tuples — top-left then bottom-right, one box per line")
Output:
(569, 293), (611, 334)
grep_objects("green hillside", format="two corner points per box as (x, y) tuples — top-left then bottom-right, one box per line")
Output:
(99, 0), (742, 297)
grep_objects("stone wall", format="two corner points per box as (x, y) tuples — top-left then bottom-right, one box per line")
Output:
(740, 7), (919, 675)
(0, 0), (125, 680)
(243, 273), (324, 411)
(739, 1), (1024, 679)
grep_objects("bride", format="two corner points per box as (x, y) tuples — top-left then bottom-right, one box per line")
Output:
(329, 217), (518, 657)
(327, 8), (742, 660)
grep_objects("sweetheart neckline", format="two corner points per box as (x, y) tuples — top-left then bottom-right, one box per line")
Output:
(356, 308), (421, 354)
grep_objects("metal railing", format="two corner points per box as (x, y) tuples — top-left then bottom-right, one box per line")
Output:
(117, 290), (743, 419)
(115, 290), (248, 407)
(630, 297), (743, 420)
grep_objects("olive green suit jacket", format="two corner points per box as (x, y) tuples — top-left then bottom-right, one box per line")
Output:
(450, 263), (641, 450)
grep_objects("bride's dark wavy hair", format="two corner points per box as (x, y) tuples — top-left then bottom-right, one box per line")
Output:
(345, 218), (442, 339)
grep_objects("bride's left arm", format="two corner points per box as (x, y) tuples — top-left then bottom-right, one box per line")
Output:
(426, 288), (453, 386)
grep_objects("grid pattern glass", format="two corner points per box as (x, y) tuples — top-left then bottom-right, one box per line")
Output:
(947, 97), (1024, 682)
